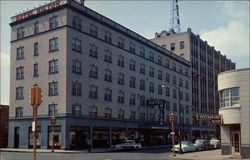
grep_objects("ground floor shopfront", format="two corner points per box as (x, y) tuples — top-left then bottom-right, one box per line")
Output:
(8, 116), (215, 149)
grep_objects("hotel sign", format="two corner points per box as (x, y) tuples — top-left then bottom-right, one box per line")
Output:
(13, 0), (64, 22)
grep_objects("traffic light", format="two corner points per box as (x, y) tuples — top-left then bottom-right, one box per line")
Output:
(30, 87), (36, 106)
(50, 116), (56, 124)
(169, 113), (175, 122)
(35, 87), (42, 106)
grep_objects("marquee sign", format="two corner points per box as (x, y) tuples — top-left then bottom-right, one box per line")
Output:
(146, 98), (166, 106)
(196, 114), (222, 125)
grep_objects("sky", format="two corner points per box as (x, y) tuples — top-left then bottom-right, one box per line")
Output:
(0, 0), (249, 105)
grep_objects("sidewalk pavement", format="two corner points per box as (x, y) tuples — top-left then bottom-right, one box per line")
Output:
(0, 145), (171, 154)
(168, 149), (249, 160)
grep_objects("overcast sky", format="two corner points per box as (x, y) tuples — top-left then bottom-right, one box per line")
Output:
(0, 0), (249, 105)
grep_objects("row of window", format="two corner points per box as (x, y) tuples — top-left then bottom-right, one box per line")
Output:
(162, 41), (185, 51)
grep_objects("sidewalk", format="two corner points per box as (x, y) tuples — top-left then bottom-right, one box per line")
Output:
(168, 149), (249, 160)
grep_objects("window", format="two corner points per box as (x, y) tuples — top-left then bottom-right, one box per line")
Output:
(157, 55), (162, 64)
(140, 95), (145, 106)
(72, 16), (81, 30)
(179, 91), (183, 100)
(129, 94), (136, 105)
(15, 107), (23, 118)
(165, 59), (169, 68)
(34, 42), (39, 56)
(173, 76), (177, 85)
(185, 106), (189, 114)
(49, 38), (58, 52)
(89, 44), (98, 58)
(149, 82), (154, 93)
(179, 78), (183, 87)
(17, 27), (25, 39)
(89, 85), (98, 99)
(117, 91), (125, 103)
(180, 41), (184, 49)
(129, 76), (136, 88)
(220, 88), (240, 107)
(104, 88), (112, 101)
(166, 101), (170, 111)
(173, 103), (177, 112)
(129, 59), (136, 71)
(16, 67), (24, 80)
(140, 112), (145, 121)
(49, 82), (58, 96)
(140, 80), (145, 90)
(185, 93), (189, 102)
(166, 73), (170, 83)
(158, 84), (163, 95)
(104, 108), (112, 118)
(149, 52), (154, 61)
(89, 106), (97, 117)
(104, 69), (112, 82)
(140, 47), (145, 57)
(117, 37), (124, 48)
(172, 62), (176, 70)
(171, 43), (175, 51)
(118, 109), (124, 119)
(49, 16), (58, 29)
(140, 63), (145, 74)
(72, 82), (82, 96)
(104, 50), (112, 63)
(118, 73), (124, 85)
(72, 104), (81, 117)
(72, 38), (81, 52)
(149, 67), (154, 77)
(33, 63), (39, 77)
(158, 70), (162, 80)
(179, 65), (183, 73)
(16, 47), (24, 60)
(173, 89), (177, 99)
(129, 42), (135, 53)
(48, 104), (57, 116)
(104, 31), (112, 43)
(89, 65), (98, 78)
(49, 59), (58, 74)
(185, 68), (189, 76)
(89, 24), (98, 37)
(150, 113), (155, 121)
(72, 60), (81, 74)
(165, 87), (170, 97)
(16, 87), (24, 100)
(34, 22), (39, 34)
(117, 55), (124, 67)
(185, 80), (189, 89)
(130, 111), (136, 120)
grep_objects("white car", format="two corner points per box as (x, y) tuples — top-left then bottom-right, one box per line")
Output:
(210, 139), (221, 149)
(111, 140), (142, 151)
(173, 141), (198, 153)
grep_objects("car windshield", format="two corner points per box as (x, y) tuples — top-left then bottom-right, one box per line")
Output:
(180, 141), (190, 145)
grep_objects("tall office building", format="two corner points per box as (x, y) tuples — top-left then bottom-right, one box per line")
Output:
(151, 28), (236, 138)
(9, 0), (192, 149)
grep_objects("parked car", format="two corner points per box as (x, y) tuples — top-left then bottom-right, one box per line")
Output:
(193, 139), (214, 151)
(210, 139), (221, 149)
(173, 141), (198, 153)
(111, 140), (142, 151)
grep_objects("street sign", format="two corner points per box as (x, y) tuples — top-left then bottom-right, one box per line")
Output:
(32, 121), (36, 132)
(170, 132), (175, 135)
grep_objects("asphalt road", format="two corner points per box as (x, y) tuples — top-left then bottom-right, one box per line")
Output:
(0, 148), (172, 160)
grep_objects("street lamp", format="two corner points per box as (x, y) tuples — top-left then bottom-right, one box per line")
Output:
(162, 84), (182, 153)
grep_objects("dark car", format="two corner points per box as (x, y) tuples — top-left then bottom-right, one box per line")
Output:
(194, 139), (214, 151)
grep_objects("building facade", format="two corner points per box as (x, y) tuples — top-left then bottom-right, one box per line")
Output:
(151, 29), (236, 139)
(218, 68), (250, 158)
(0, 105), (9, 148)
(9, 0), (192, 149)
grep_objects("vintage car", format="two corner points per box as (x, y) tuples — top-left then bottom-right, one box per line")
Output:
(111, 140), (142, 151)
(173, 141), (198, 153)
(193, 139), (214, 151)
(210, 139), (221, 149)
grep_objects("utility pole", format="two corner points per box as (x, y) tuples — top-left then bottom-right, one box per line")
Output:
(30, 85), (42, 160)
(169, 113), (176, 156)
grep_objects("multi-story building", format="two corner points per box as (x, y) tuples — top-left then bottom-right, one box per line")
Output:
(9, 0), (191, 149)
(218, 68), (250, 158)
(151, 29), (236, 139)
(0, 104), (9, 148)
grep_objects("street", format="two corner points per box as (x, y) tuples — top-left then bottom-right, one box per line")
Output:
(0, 148), (172, 160)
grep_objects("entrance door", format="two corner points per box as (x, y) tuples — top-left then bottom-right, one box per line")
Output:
(232, 132), (240, 154)
(14, 127), (20, 148)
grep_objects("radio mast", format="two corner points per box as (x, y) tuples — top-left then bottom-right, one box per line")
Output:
(169, 0), (181, 33)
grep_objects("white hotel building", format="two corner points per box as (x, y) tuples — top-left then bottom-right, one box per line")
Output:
(9, 0), (192, 149)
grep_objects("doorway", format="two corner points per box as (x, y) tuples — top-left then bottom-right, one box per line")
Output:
(231, 132), (240, 155)
(14, 127), (19, 148)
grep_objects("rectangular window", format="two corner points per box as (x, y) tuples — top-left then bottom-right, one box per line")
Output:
(220, 87), (240, 107)
(89, 86), (98, 99)
(16, 47), (24, 60)
(118, 109), (124, 119)
(171, 43), (175, 51)
(104, 50), (112, 63)
(158, 70), (162, 80)
(173, 89), (177, 98)
(49, 60), (58, 74)
(72, 105), (81, 117)
(149, 82), (154, 93)
(165, 87), (170, 97)
(140, 95), (146, 106)
(89, 106), (97, 117)
(34, 43), (39, 56)
(140, 63), (145, 74)
(173, 76), (177, 85)
(104, 108), (112, 118)
(48, 104), (58, 116)
(140, 80), (145, 90)
(15, 107), (23, 118)
(16, 87), (24, 100)
(89, 24), (98, 37)
(117, 91), (125, 103)
(17, 27), (25, 39)
(180, 41), (184, 49)
(89, 65), (98, 78)
(173, 103), (177, 112)
(185, 93), (189, 102)
(117, 55), (125, 67)
(72, 82), (82, 96)
(149, 52), (154, 61)
(118, 73), (124, 85)
(72, 60), (81, 74)
(129, 42), (135, 53)
(166, 101), (170, 111)
(89, 44), (98, 58)
(34, 22), (39, 34)
(104, 69), (112, 82)
(130, 111), (136, 120)
(16, 67), (24, 80)
(172, 62), (176, 70)
(166, 73), (170, 83)
(158, 84), (163, 95)
(157, 55), (162, 64)
(140, 47), (145, 57)
(72, 16), (81, 30)
(72, 38), (81, 52)
(129, 76), (136, 88)
(49, 38), (58, 52)
(129, 59), (136, 71)
(117, 37), (124, 48)
(104, 88), (112, 101)
(179, 78), (183, 87)
(49, 82), (58, 96)
(140, 112), (145, 121)
(129, 94), (136, 105)
(49, 16), (58, 29)
(33, 63), (39, 77)
(149, 67), (154, 77)
(185, 80), (189, 89)
(165, 59), (169, 68)
(104, 31), (112, 43)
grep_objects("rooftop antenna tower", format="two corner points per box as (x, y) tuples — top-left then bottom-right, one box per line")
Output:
(169, 0), (181, 33)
